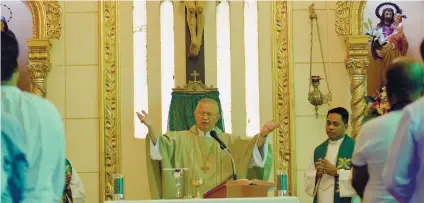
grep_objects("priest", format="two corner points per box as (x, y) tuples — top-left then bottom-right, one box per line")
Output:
(136, 98), (279, 199)
(304, 107), (359, 203)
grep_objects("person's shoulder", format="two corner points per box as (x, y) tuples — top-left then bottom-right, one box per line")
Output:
(21, 91), (54, 107)
(166, 129), (190, 138)
(344, 134), (354, 142)
(361, 111), (403, 133)
(404, 98), (424, 119)
(21, 92), (61, 117)
(315, 139), (329, 150)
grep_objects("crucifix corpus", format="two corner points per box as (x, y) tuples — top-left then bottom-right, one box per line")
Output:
(184, 1), (205, 58)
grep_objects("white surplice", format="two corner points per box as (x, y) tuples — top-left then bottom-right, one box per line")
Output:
(304, 137), (358, 203)
(149, 127), (269, 168)
(70, 166), (86, 203)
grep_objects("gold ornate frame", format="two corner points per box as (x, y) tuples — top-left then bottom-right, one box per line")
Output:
(99, 0), (294, 200)
(335, 1), (369, 138)
(99, 1), (120, 201)
(25, 1), (62, 97)
(271, 1), (295, 195)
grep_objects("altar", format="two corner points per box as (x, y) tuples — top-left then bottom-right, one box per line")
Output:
(105, 197), (299, 203)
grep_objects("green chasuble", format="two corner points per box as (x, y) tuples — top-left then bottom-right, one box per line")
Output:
(313, 135), (355, 203)
(146, 125), (273, 199)
(62, 159), (73, 203)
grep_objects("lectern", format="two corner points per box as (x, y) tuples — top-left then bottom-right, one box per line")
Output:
(203, 179), (275, 198)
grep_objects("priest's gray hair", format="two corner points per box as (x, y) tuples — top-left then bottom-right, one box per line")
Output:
(196, 98), (219, 112)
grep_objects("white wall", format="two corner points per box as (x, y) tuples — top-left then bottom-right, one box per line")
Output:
(2, 1), (32, 91)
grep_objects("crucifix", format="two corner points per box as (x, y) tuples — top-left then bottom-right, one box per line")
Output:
(184, 1), (206, 84)
(184, 1), (205, 57)
(190, 70), (200, 82)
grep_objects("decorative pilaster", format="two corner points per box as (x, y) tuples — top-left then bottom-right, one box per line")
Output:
(99, 1), (120, 202)
(345, 36), (369, 138)
(272, 0), (293, 195)
(27, 39), (51, 98)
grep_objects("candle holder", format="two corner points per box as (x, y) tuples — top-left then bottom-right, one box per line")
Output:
(308, 76), (332, 118)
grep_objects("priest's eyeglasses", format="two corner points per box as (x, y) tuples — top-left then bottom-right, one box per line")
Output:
(196, 112), (218, 118)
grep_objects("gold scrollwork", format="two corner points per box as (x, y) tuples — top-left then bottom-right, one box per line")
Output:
(272, 1), (294, 195)
(24, 0), (62, 98)
(27, 1), (62, 39)
(335, 1), (350, 36)
(99, 1), (120, 202)
(27, 39), (51, 98)
(44, 1), (62, 39)
(335, 1), (366, 36)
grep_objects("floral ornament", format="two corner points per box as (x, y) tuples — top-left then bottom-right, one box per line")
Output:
(365, 86), (390, 117)
(363, 16), (385, 46)
(65, 165), (72, 175)
(336, 157), (352, 170)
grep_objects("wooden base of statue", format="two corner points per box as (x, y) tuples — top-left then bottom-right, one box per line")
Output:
(203, 179), (275, 198)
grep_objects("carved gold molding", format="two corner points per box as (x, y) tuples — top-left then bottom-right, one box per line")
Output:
(99, 1), (120, 202)
(272, 1), (294, 195)
(335, 1), (350, 36)
(335, 1), (366, 36)
(25, 0), (62, 97)
(27, 39), (51, 98)
(27, 1), (62, 39)
(335, 0), (368, 138)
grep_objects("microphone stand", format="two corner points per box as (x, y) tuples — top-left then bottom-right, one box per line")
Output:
(220, 145), (237, 180)
(210, 130), (237, 180)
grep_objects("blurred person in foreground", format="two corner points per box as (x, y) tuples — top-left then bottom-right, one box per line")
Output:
(352, 56), (424, 203)
(1, 24), (66, 202)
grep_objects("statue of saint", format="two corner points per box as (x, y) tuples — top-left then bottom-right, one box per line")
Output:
(366, 3), (408, 95)
(184, 1), (205, 57)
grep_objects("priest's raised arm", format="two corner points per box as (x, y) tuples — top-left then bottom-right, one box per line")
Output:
(136, 98), (279, 199)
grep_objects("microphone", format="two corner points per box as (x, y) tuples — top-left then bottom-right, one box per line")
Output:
(210, 130), (228, 150)
(210, 130), (237, 180)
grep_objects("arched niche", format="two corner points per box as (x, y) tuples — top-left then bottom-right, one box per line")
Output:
(335, 1), (369, 138)
(24, 1), (61, 97)
(2, 1), (32, 92)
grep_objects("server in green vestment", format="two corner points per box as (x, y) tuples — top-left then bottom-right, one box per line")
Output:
(62, 159), (73, 203)
(304, 107), (359, 203)
(136, 98), (279, 199)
